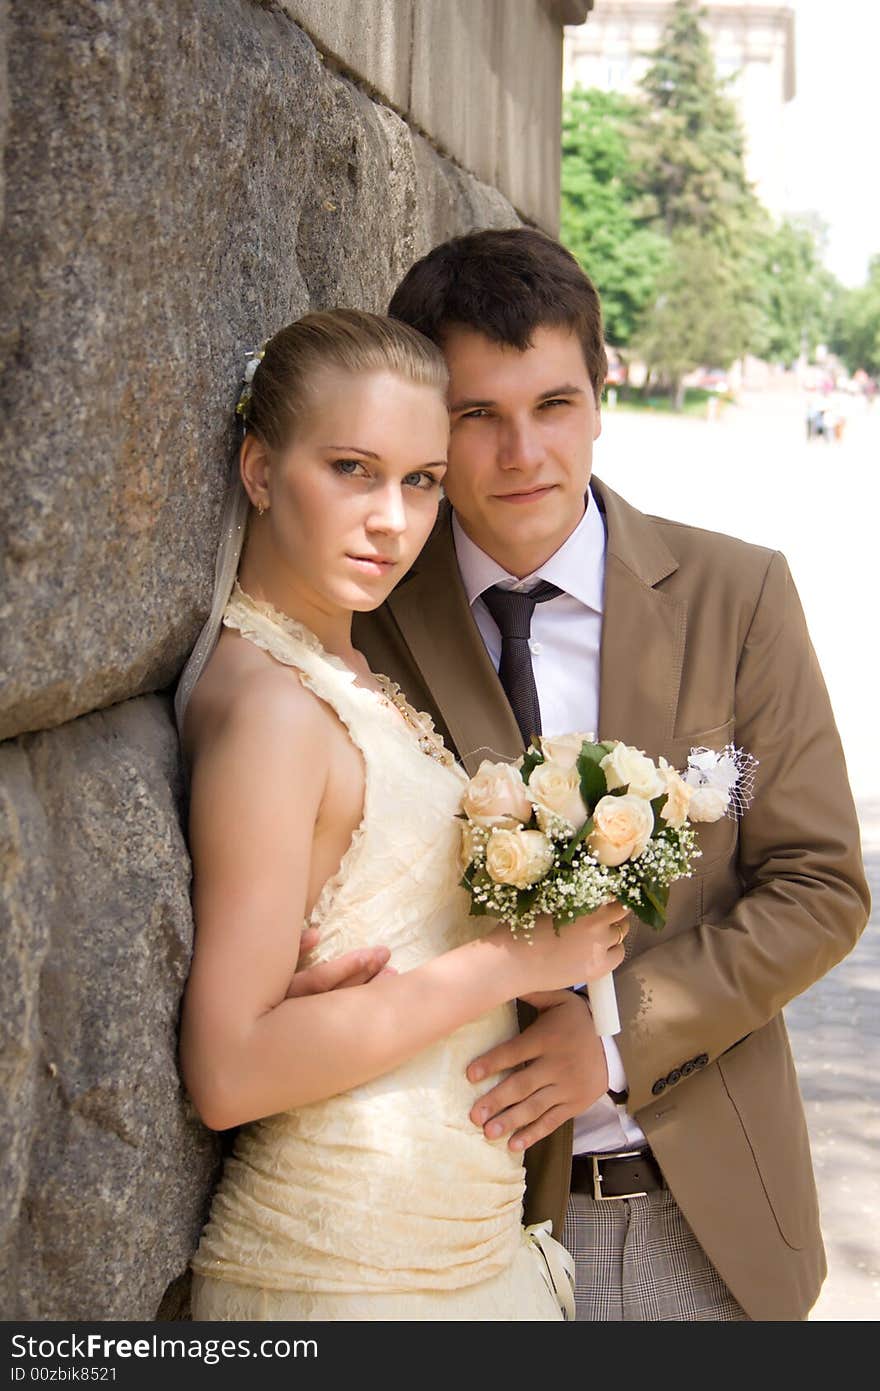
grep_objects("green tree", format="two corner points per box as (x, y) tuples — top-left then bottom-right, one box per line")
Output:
(560, 0), (840, 397)
(632, 231), (754, 408)
(561, 87), (668, 346)
(629, 0), (768, 400)
(632, 0), (757, 250)
(758, 216), (836, 367)
(828, 256), (880, 376)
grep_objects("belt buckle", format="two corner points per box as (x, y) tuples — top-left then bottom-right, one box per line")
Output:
(591, 1152), (648, 1203)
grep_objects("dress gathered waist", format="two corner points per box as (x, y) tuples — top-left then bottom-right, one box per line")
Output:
(191, 1013), (526, 1294)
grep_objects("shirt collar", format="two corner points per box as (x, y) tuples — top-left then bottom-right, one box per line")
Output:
(452, 485), (606, 615)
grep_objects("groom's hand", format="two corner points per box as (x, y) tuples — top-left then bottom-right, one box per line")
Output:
(466, 989), (608, 1151)
(285, 928), (393, 997)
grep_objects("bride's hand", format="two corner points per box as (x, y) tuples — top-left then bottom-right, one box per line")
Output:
(495, 901), (629, 996)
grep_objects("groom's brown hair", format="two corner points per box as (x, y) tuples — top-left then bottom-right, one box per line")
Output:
(388, 227), (608, 401)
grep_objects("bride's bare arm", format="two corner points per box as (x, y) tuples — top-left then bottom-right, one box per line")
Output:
(179, 675), (626, 1131)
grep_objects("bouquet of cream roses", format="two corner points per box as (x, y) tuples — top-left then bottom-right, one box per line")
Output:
(459, 734), (756, 1033)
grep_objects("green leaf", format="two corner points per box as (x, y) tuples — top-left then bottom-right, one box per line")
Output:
(520, 747), (545, 784)
(517, 886), (541, 914)
(650, 792), (667, 833)
(578, 755), (608, 814)
(561, 816), (594, 865)
(641, 878), (669, 926)
(578, 742), (607, 765)
(465, 896), (492, 918)
(629, 896), (666, 931)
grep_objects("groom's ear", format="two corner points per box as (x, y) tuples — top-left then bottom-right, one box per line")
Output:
(239, 433), (272, 512)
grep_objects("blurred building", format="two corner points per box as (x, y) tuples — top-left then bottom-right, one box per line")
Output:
(564, 1), (796, 215)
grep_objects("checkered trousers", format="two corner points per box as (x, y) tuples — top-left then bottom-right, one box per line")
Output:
(562, 1187), (748, 1321)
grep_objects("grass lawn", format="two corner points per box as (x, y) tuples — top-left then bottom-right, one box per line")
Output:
(604, 386), (737, 418)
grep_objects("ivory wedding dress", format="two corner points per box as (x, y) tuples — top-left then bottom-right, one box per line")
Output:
(189, 585), (572, 1321)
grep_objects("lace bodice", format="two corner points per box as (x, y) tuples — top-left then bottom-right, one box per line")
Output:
(191, 586), (535, 1296)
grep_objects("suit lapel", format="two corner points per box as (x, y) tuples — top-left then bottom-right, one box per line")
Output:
(388, 483), (687, 771)
(593, 478), (687, 756)
(386, 507), (523, 774)
(591, 481), (687, 966)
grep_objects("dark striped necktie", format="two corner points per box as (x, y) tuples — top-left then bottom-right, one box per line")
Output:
(480, 580), (562, 745)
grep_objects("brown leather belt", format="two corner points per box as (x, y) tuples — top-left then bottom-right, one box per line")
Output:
(570, 1148), (666, 1202)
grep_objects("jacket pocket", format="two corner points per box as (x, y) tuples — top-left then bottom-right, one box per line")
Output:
(716, 1019), (818, 1251)
(673, 716), (735, 746)
(666, 719), (737, 871)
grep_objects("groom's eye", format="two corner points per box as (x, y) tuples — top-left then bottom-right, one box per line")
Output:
(460, 408), (491, 420)
(538, 398), (570, 411)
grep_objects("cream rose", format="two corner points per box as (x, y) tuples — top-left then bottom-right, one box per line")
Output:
(539, 732), (594, 770)
(528, 760), (589, 834)
(462, 759), (533, 828)
(600, 742), (666, 800)
(485, 827), (555, 889)
(658, 757), (693, 829)
(686, 785), (729, 822)
(588, 793), (655, 867)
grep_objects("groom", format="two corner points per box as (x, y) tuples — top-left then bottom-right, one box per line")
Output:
(348, 228), (869, 1321)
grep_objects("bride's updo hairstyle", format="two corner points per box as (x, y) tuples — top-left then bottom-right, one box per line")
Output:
(241, 308), (448, 451)
(174, 308), (448, 741)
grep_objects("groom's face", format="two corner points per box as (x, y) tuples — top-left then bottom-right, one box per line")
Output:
(442, 324), (601, 578)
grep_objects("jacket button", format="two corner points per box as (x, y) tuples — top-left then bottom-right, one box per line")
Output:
(651, 1079), (667, 1096)
(695, 1054), (709, 1067)
(666, 1068), (682, 1085)
(681, 1061), (695, 1076)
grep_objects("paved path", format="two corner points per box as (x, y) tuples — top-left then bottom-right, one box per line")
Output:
(600, 388), (880, 798)
(599, 391), (879, 1319)
(786, 800), (880, 1321)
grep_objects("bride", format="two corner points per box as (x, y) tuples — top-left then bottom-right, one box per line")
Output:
(176, 308), (627, 1321)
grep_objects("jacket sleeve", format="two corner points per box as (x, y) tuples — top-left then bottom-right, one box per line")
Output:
(616, 550), (870, 1113)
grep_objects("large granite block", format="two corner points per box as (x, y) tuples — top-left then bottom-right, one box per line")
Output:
(0, 695), (217, 1319)
(0, 0), (518, 746)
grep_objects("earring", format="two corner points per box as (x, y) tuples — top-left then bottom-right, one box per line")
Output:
(257, 502), (266, 516)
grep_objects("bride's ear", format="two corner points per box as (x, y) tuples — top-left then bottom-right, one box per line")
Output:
(240, 433), (272, 513)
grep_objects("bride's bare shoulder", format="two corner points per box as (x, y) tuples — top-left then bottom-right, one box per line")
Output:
(183, 627), (330, 763)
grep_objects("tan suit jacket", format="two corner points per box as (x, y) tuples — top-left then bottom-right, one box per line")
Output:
(352, 478), (869, 1321)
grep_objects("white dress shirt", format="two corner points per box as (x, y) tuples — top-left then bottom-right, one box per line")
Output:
(452, 489), (647, 1154)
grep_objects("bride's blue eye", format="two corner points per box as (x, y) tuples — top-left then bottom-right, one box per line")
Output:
(403, 472), (440, 490)
(333, 459), (367, 477)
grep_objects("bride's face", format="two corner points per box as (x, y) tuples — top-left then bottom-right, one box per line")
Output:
(243, 368), (449, 613)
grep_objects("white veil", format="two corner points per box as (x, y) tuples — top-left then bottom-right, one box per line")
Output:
(173, 463), (250, 743)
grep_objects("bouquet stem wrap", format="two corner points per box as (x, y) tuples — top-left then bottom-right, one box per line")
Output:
(587, 972), (621, 1037)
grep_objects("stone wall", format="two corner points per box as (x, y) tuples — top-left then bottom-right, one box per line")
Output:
(284, 0), (593, 234)
(0, 0), (569, 1319)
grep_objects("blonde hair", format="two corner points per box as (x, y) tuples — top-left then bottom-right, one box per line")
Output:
(243, 308), (449, 450)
